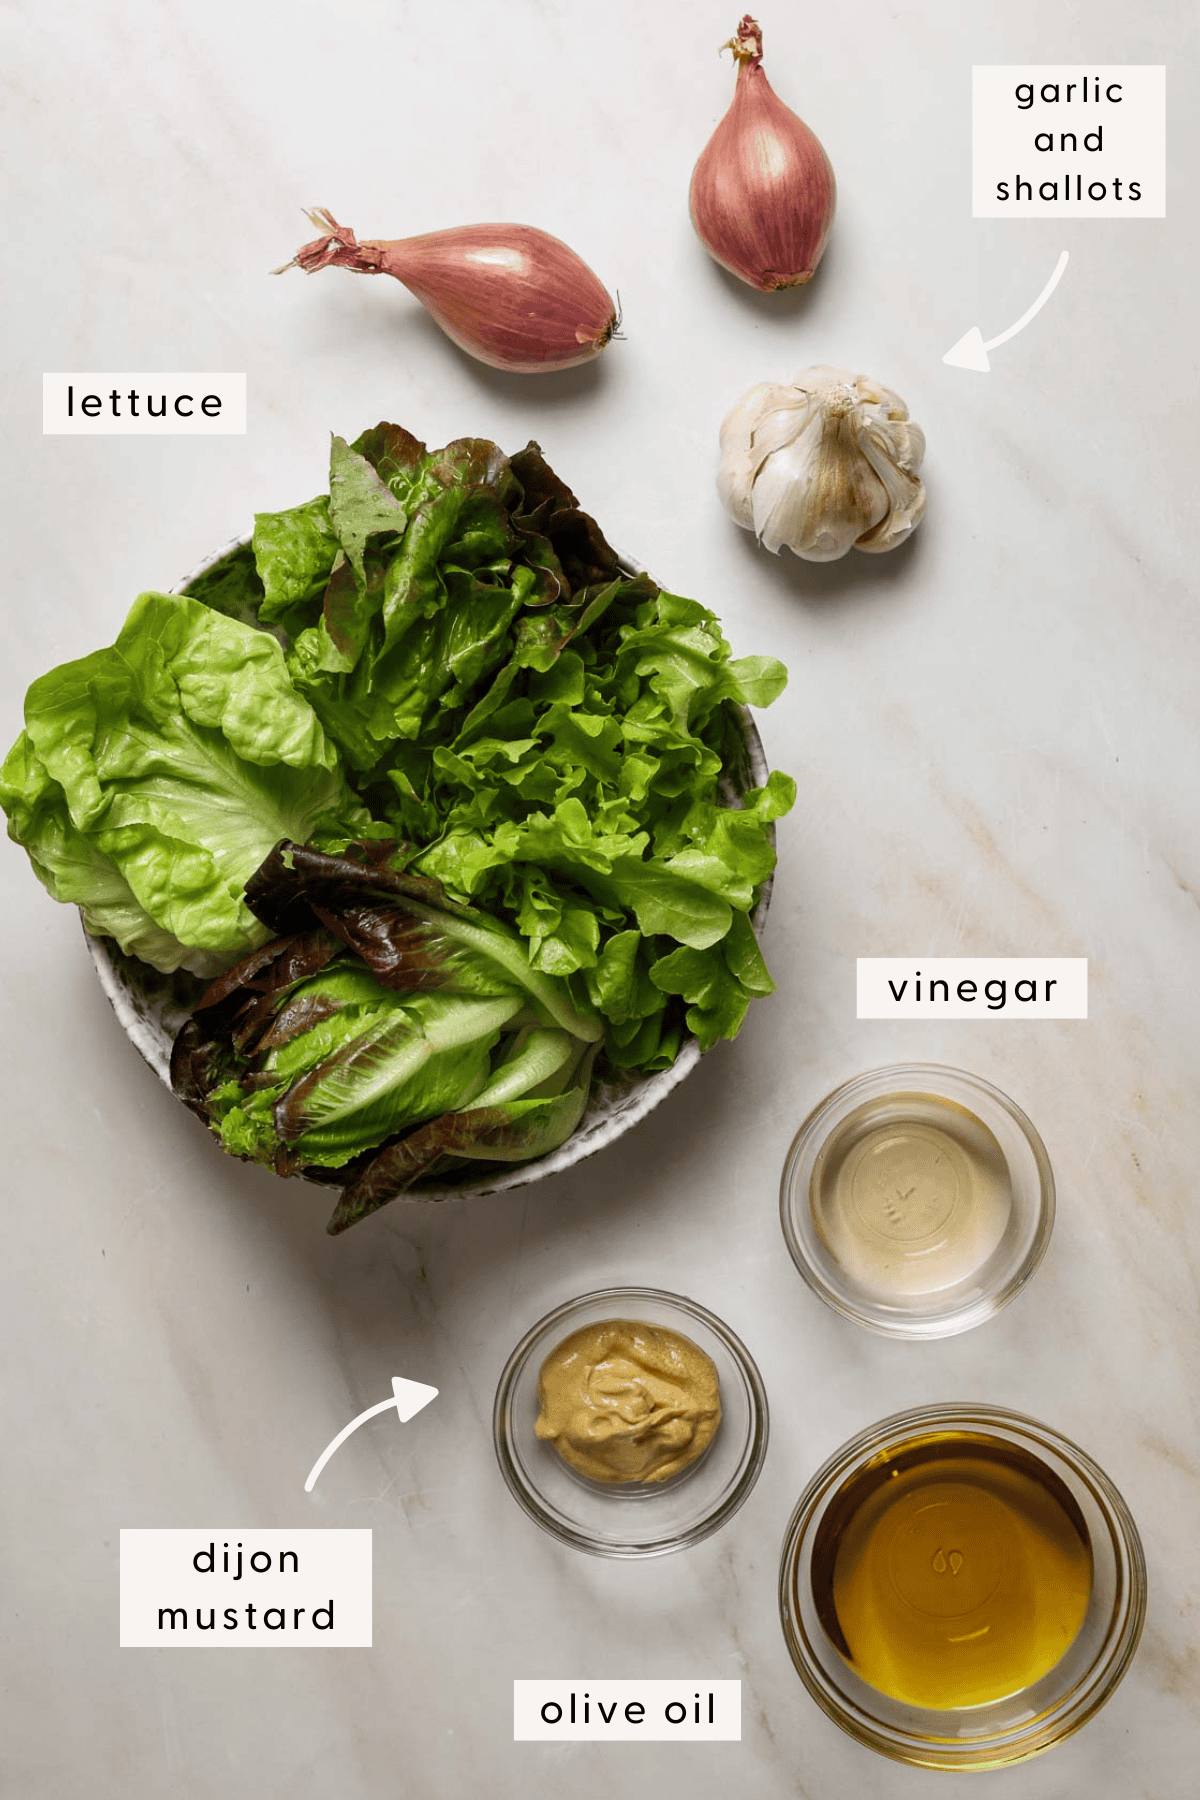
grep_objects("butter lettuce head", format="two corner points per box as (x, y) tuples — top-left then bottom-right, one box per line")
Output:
(0, 592), (368, 975)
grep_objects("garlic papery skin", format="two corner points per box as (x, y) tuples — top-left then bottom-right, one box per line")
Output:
(717, 366), (926, 562)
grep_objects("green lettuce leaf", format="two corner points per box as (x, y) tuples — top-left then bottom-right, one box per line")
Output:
(179, 429), (796, 1071)
(252, 497), (340, 624)
(1, 593), (368, 973)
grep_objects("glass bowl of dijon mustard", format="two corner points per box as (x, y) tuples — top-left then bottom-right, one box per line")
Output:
(779, 1404), (1146, 1769)
(780, 1065), (1055, 1338)
(493, 1287), (768, 1557)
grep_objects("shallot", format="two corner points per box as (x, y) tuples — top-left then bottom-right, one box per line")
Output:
(279, 210), (618, 374)
(690, 15), (836, 292)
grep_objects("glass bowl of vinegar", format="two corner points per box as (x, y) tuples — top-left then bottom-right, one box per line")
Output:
(779, 1404), (1146, 1770)
(780, 1064), (1055, 1338)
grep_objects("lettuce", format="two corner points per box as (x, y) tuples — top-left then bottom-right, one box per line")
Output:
(3, 423), (794, 1094)
(229, 427), (796, 1061)
(171, 841), (602, 1229)
(0, 593), (370, 975)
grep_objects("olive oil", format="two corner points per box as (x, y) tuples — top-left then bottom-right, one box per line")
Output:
(811, 1433), (1093, 1708)
(810, 1091), (1013, 1299)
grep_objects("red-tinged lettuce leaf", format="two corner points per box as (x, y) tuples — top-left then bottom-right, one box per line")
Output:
(428, 437), (509, 492)
(170, 925), (345, 1107)
(328, 434), (408, 583)
(171, 1019), (238, 1119)
(351, 421), (431, 496)
(253, 986), (349, 1057)
(169, 829), (603, 1193)
(310, 902), (461, 991)
(218, 930), (345, 1055)
(246, 839), (602, 1042)
(194, 925), (343, 1017)
(321, 556), (372, 664)
(508, 444), (622, 598)
(244, 839), (460, 936)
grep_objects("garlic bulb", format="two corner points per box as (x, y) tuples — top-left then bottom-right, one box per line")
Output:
(717, 366), (926, 562)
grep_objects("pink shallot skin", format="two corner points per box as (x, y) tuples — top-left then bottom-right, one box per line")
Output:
(284, 210), (617, 374)
(690, 15), (836, 292)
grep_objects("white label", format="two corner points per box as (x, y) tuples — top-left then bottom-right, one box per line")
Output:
(513, 1681), (740, 1741)
(972, 66), (1165, 217)
(857, 958), (1087, 1019)
(43, 372), (247, 434)
(119, 1529), (371, 1647)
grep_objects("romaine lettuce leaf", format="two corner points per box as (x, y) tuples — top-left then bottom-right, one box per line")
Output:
(324, 1042), (599, 1234)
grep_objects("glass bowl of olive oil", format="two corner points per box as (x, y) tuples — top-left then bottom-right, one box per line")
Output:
(779, 1404), (1146, 1770)
(780, 1065), (1055, 1338)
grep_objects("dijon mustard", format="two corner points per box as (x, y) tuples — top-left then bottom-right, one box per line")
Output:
(534, 1318), (722, 1485)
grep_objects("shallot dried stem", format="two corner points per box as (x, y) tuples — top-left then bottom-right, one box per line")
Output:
(723, 14), (763, 66)
(273, 208), (384, 276)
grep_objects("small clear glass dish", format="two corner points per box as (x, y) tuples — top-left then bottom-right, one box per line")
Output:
(493, 1286), (768, 1558)
(778, 1403), (1146, 1770)
(780, 1064), (1054, 1339)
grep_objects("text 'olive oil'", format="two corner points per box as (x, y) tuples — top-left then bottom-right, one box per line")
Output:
(811, 1433), (1093, 1708)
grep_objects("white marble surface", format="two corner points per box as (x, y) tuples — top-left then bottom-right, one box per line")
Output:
(3, 2), (1198, 1795)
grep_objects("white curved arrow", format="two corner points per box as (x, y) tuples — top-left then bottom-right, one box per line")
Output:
(304, 1376), (439, 1493)
(943, 251), (1069, 372)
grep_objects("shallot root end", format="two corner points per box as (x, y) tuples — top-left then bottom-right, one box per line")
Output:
(576, 290), (623, 351)
(762, 269), (815, 291)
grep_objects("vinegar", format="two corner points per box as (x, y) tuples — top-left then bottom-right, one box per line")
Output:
(810, 1091), (1013, 1298)
(811, 1433), (1093, 1708)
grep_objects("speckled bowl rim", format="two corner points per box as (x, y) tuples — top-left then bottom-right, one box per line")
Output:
(779, 1063), (1056, 1340)
(84, 532), (774, 1204)
(493, 1285), (770, 1558)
